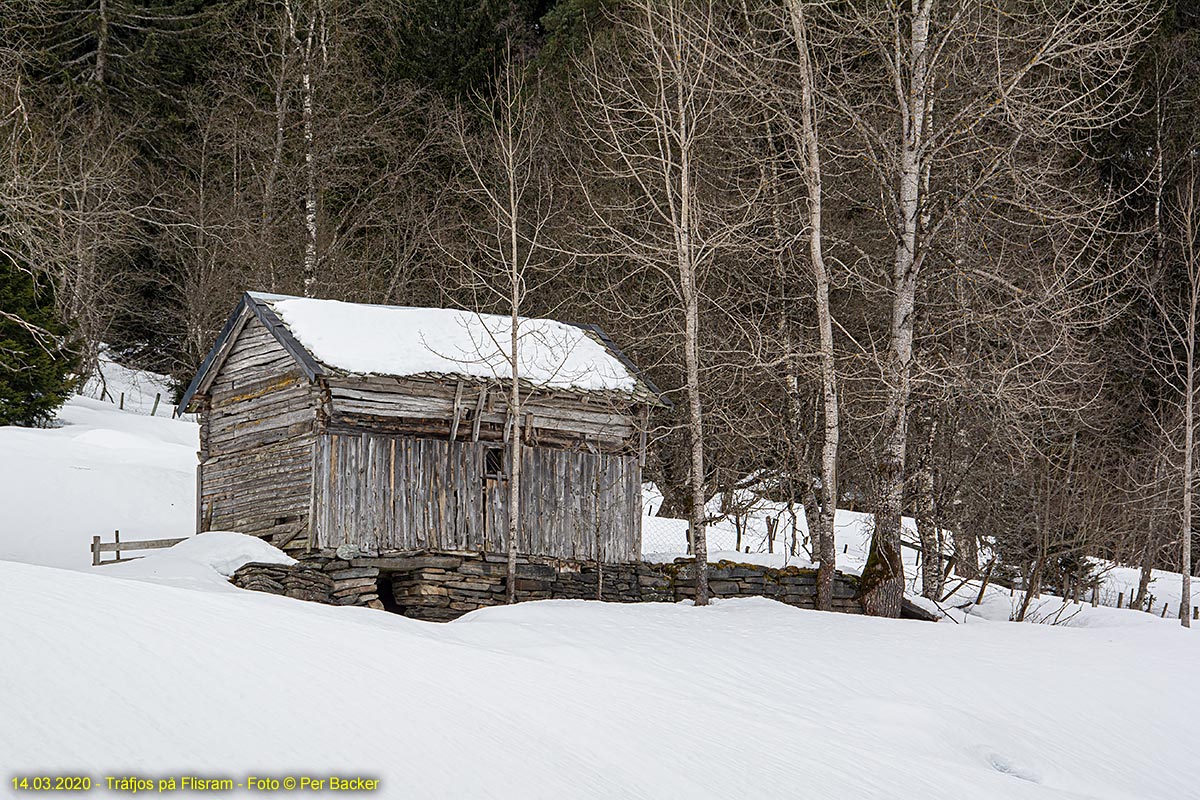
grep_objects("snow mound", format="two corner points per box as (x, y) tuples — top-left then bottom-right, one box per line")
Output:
(105, 532), (294, 592)
(149, 530), (295, 576)
(267, 295), (638, 393)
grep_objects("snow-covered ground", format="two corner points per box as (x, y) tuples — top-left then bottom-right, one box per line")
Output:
(3, 541), (1199, 799)
(3, 364), (1199, 797)
(643, 484), (927, 597)
(0, 357), (197, 570)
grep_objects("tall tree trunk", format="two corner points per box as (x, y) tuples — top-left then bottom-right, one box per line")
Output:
(915, 417), (939, 599)
(860, 0), (932, 618)
(1180, 165), (1197, 627)
(292, 7), (319, 296)
(787, 0), (839, 612)
(506, 319), (521, 604)
(674, 62), (709, 606)
(681, 229), (709, 606)
(506, 160), (522, 604)
(94, 0), (110, 87)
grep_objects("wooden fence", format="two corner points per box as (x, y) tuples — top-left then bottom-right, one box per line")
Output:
(91, 530), (187, 566)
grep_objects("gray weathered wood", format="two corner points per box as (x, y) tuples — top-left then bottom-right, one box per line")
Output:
(311, 432), (640, 561)
(471, 386), (487, 442)
(193, 309), (653, 563)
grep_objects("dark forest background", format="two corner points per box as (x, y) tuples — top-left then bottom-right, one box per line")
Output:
(4, 0), (1200, 612)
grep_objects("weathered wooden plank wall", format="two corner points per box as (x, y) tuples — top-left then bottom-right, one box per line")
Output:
(324, 375), (638, 452)
(313, 433), (641, 562)
(198, 318), (317, 552)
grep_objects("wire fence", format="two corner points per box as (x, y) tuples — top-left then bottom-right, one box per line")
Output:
(640, 509), (814, 563)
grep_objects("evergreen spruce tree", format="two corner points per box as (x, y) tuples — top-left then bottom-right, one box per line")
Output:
(0, 262), (77, 427)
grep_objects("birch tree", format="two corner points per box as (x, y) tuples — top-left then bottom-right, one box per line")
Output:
(1144, 166), (1200, 626)
(447, 51), (552, 603)
(822, 0), (1155, 616)
(570, 0), (748, 605)
(282, 0), (325, 296)
(778, 0), (840, 611)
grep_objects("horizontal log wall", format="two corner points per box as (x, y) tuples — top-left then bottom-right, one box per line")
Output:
(312, 433), (641, 561)
(198, 318), (317, 552)
(325, 375), (639, 452)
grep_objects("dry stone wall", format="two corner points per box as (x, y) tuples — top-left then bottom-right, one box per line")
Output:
(231, 550), (863, 620)
(231, 558), (383, 609)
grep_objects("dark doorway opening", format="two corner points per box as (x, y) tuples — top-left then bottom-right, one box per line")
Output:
(376, 572), (403, 615)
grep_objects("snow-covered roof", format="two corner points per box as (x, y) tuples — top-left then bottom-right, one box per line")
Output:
(180, 293), (665, 412)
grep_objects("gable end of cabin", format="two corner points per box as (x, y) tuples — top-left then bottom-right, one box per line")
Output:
(196, 314), (320, 554)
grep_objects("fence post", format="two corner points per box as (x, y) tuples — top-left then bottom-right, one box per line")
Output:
(1193, 606), (1198, 621)
(1161, 603), (1168, 618)
(119, 392), (124, 410)
(151, 393), (161, 417)
(114, 530), (120, 562)
(91, 536), (101, 567)
(1118, 591), (1124, 609)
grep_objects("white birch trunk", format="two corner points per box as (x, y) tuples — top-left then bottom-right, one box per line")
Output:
(671, 29), (709, 606)
(506, 143), (522, 604)
(1181, 171), (1197, 628)
(679, 173), (709, 606)
(94, 0), (109, 87)
(786, 0), (839, 612)
(861, 0), (933, 618)
(298, 11), (318, 296)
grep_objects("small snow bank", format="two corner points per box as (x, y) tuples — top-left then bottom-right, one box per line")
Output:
(937, 580), (1197, 631)
(105, 532), (294, 592)
(1089, 560), (1200, 619)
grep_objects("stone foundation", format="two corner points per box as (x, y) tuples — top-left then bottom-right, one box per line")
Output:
(231, 557), (383, 609)
(229, 561), (335, 602)
(231, 549), (865, 621)
(385, 553), (864, 621)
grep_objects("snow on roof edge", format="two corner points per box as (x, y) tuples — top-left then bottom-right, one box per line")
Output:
(241, 293), (666, 403)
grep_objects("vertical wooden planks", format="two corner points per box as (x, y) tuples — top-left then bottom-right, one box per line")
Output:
(310, 431), (643, 562)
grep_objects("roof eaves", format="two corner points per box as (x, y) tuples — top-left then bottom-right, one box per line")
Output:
(247, 294), (327, 382)
(176, 295), (254, 415)
(567, 322), (672, 409)
(176, 292), (328, 416)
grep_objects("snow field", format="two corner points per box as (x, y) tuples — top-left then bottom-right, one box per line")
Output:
(3, 549), (1198, 799)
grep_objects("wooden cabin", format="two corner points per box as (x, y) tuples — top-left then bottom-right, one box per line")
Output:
(179, 292), (665, 564)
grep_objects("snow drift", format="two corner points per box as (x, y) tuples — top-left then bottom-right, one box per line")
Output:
(3, 556), (1197, 799)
